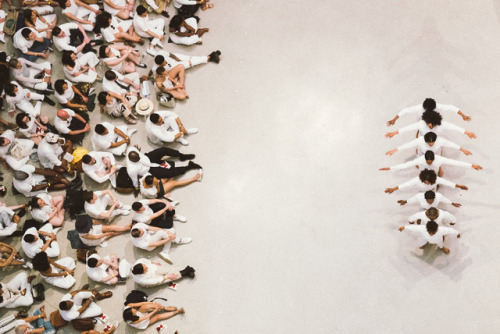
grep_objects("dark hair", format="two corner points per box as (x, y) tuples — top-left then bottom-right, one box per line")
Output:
(32, 251), (51, 272)
(5, 83), (16, 97)
(123, 308), (139, 322)
(132, 264), (144, 275)
(23, 234), (35, 243)
(426, 220), (438, 234)
(94, 12), (111, 33)
(99, 45), (108, 59)
(95, 124), (106, 135)
(422, 110), (442, 127)
(156, 66), (165, 75)
(81, 154), (92, 164)
(105, 70), (116, 81)
(424, 150), (435, 161)
(59, 301), (71, 310)
(423, 132), (437, 143)
(136, 5), (147, 15)
(24, 9), (35, 25)
(21, 28), (32, 39)
(87, 257), (98, 268)
(15, 113), (29, 129)
(82, 190), (94, 203)
(0, 296), (3, 303)
(154, 55), (165, 65)
(426, 207), (439, 220)
(0, 52), (6, 62)
(98, 91), (109, 105)
(169, 15), (184, 30)
(131, 228), (141, 238)
(54, 79), (66, 95)
(0, 138), (6, 146)
(8, 58), (19, 68)
(424, 191), (435, 200)
(149, 113), (160, 124)
(419, 169), (437, 185)
(128, 151), (140, 162)
(62, 51), (75, 68)
(144, 175), (154, 185)
(422, 98), (436, 112)
(29, 197), (42, 209)
(52, 26), (61, 36)
(131, 202), (143, 212)
(57, 0), (67, 9)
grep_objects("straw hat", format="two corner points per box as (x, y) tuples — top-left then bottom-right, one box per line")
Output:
(135, 98), (154, 115)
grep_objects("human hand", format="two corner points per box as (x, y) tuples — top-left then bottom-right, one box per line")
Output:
(399, 226), (405, 232)
(386, 118), (396, 126)
(397, 200), (407, 206)
(82, 96), (88, 103)
(385, 131), (397, 138)
(386, 148), (398, 155)
(472, 164), (482, 170)
(456, 184), (468, 190)
(385, 187), (397, 194)
(40, 53), (48, 59)
(465, 131), (476, 139)
(379, 167), (390, 171)
(452, 203), (462, 207)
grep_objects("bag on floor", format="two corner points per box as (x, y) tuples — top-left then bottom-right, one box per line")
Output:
(77, 248), (97, 263)
(50, 310), (68, 329)
(71, 318), (96, 331)
(3, 9), (18, 36)
(158, 92), (176, 108)
(124, 290), (148, 305)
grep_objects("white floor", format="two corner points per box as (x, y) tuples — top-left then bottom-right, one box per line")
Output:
(2, 0), (500, 333)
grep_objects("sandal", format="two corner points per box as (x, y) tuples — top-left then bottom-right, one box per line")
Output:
(96, 291), (113, 300)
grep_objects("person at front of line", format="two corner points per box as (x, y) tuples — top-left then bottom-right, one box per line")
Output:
(33, 251), (76, 289)
(54, 108), (91, 144)
(57, 0), (100, 32)
(386, 98), (471, 126)
(21, 223), (60, 258)
(91, 122), (136, 156)
(386, 131), (473, 157)
(5, 82), (55, 117)
(13, 27), (51, 62)
(97, 91), (138, 124)
(86, 252), (128, 285)
(0, 203), (27, 238)
(408, 207), (457, 226)
(83, 189), (131, 219)
(146, 110), (198, 145)
(81, 151), (117, 184)
(58, 289), (103, 322)
(397, 190), (461, 210)
(123, 302), (184, 330)
(385, 169), (468, 194)
(380, 150), (482, 176)
(0, 272), (36, 309)
(399, 220), (460, 255)
(385, 110), (476, 140)
(52, 23), (102, 54)
(9, 57), (52, 91)
(75, 214), (131, 247)
(132, 258), (195, 288)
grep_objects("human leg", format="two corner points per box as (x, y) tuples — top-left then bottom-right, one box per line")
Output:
(149, 308), (184, 325)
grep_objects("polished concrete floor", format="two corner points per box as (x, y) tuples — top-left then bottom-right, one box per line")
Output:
(2, 0), (500, 333)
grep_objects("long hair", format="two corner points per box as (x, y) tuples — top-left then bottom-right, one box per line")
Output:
(62, 51), (76, 68)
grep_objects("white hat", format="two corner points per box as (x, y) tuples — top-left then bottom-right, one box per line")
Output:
(45, 133), (59, 144)
(135, 98), (154, 115)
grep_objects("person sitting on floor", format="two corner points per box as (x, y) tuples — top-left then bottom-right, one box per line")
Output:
(123, 302), (184, 330)
(33, 251), (76, 289)
(21, 222), (60, 258)
(132, 258), (195, 287)
(75, 214), (131, 247)
(91, 122), (136, 156)
(29, 193), (66, 226)
(146, 110), (198, 145)
(81, 151), (117, 184)
(83, 189), (131, 219)
(86, 252), (129, 285)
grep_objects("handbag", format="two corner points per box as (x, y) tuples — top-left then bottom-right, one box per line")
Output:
(76, 248), (97, 263)
(158, 92), (176, 108)
(3, 9), (18, 36)
(71, 318), (96, 331)
(50, 310), (68, 329)
(7, 141), (31, 160)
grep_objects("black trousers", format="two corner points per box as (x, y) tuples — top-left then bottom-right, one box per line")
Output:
(149, 202), (174, 229)
(177, 4), (201, 17)
(61, 113), (89, 144)
(69, 29), (95, 53)
(146, 147), (191, 179)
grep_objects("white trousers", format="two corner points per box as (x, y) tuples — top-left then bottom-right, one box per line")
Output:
(138, 18), (165, 46)
(169, 53), (208, 70)
(14, 92), (44, 117)
(4, 272), (34, 308)
(74, 4), (99, 31)
(170, 17), (201, 45)
(21, 62), (51, 90)
(42, 257), (76, 289)
(40, 223), (60, 258)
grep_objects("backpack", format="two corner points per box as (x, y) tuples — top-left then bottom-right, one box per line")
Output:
(64, 189), (85, 219)
(124, 290), (148, 305)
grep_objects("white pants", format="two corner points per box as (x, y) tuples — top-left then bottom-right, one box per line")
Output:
(67, 53), (100, 83)
(137, 18), (165, 46)
(169, 53), (208, 70)
(14, 92), (44, 117)
(42, 257), (76, 289)
(4, 272), (34, 308)
(40, 223), (60, 258)
(79, 302), (102, 319)
(73, 4), (99, 31)
(170, 17), (201, 45)
(21, 62), (51, 90)
(107, 125), (134, 156)
(121, 73), (140, 106)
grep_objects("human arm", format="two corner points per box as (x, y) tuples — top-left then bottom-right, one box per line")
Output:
(438, 156), (482, 170)
(385, 177), (419, 193)
(387, 105), (422, 126)
(441, 121), (476, 138)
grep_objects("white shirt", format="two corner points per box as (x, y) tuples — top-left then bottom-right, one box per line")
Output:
(12, 165), (47, 197)
(133, 14), (153, 36)
(146, 110), (179, 144)
(6, 82), (35, 114)
(131, 223), (156, 251)
(397, 136), (461, 155)
(53, 23), (79, 52)
(0, 130), (32, 171)
(397, 176), (456, 192)
(132, 258), (165, 287)
(59, 291), (93, 321)
(30, 193), (53, 222)
(54, 80), (75, 104)
(405, 192), (453, 210)
(12, 58), (46, 85)
(409, 209), (457, 226)
(13, 28), (39, 53)
(403, 225), (459, 248)
(86, 254), (109, 282)
(82, 151), (116, 183)
(91, 122), (117, 151)
(84, 191), (110, 218)
(398, 120), (465, 137)
(54, 108), (76, 134)
(103, 47), (122, 71)
(0, 206), (16, 237)
(173, 0), (198, 8)
(389, 155), (472, 173)
(102, 70), (127, 94)
(126, 147), (159, 188)
(133, 201), (154, 224)
(140, 174), (158, 198)
(18, 115), (41, 139)
(397, 103), (460, 121)
(38, 138), (64, 169)
(21, 227), (45, 259)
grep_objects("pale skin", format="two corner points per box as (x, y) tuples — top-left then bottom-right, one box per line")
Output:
(80, 218), (131, 242)
(103, 45), (141, 73)
(86, 189), (126, 219)
(22, 32), (49, 58)
(135, 199), (175, 222)
(99, 92), (137, 123)
(62, 0), (101, 26)
(20, 115), (48, 146)
(85, 155), (117, 178)
(106, 17), (142, 43)
(36, 195), (65, 226)
(57, 109), (91, 135)
(399, 226), (460, 254)
(65, 52), (96, 78)
(104, 0), (134, 19)
(14, 60), (52, 86)
(56, 23), (91, 53)
(126, 302), (184, 327)
(92, 254), (120, 284)
(155, 65), (188, 99)
(143, 174), (200, 198)
(139, 263), (180, 281)
(25, 10), (58, 38)
(15, 305), (50, 334)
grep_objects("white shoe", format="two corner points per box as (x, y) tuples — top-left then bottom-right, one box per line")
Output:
(120, 210), (130, 216)
(174, 237), (192, 245)
(23, 261), (33, 269)
(170, 200), (180, 207)
(94, 33), (102, 40)
(177, 137), (189, 146)
(174, 215), (187, 223)
(121, 204), (132, 211)
(0, 34), (5, 43)
(109, 174), (117, 188)
(147, 47), (157, 57)
(197, 169), (203, 182)
(156, 42), (164, 49)
(186, 128), (198, 135)
(52, 227), (61, 235)
(159, 252), (173, 264)
(100, 241), (108, 247)
(89, 87), (96, 95)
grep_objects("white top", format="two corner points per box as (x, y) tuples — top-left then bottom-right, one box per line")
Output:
(30, 193), (53, 222)
(11, 58), (47, 85)
(53, 22), (79, 52)
(139, 174), (158, 198)
(102, 70), (127, 94)
(6, 82), (38, 115)
(133, 14), (153, 36)
(54, 80), (75, 104)
(91, 122), (117, 151)
(59, 291), (93, 321)
(389, 155), (472, 173)
(131, 223), (156, 251)
(406, 192), (453, 210)
(54, 108), (76, 134)
(86, 254), (109, 282)
(13, 28), (38, 53)
(13, 165), (47, 197)
(126, 147), (159, 188)
(173, 0), (198, 8)
(132, 258), (164, 286)
(82, 151), (116, 183)
(146, 110), (179, 144)
(397, 103), (460, 120)
(403, 225), (459, 246)
(397, 176), (456, 192)
(18, 115), (40, 139)
(0, 206), (16, 237)
(62, 0), (81, 17)
(0, 130), (32, 170)
(397, 136), (461, 155)
(21, 227), (44, 259)
(133, 201), (154, 224)
(38, 138), (64, 169)
(124, 306), (149, 329)
(103, 47), (122, 71)
(398, 120), (465, 137)
(84, 191), (109, 218)
(409, 209), (457, 226)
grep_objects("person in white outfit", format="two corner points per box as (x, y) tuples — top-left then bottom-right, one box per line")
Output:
(75, 214), (131, 247)
(22, 224), (60, 258)
(384, 169), (468, 194)
(0, 272), (35, 309)
(33, 251), (76, 289)
(172, 0), (214, 15)
(152, 49), (221, 73)
(168, 15), (208, 46)
(83, 189), (131, 219)
(0, 10), (6, 43)
(102, 70), (140, 107)
(146, 110), (198, 145)
(16, 112), (49, 146)
(103, 0), (134, 19)
(58, 0), (100, 32)
(99, 44), (142, 73)
(397, 190), (461, 210)
(28, 193), (66, 226)
(134, 5), (165, 56)
(23, 8), (58, 38)
(62, 50), (100, 83)
(0, 130), (36, 171)
(59, 290), (102, 321)
(408, 207), (457, 226)
(86, 253), (129, 285)
(97, 91), (137, 124)
(91, 122), (136, 156)
(52, 22), (98, 54)
(37, 133), (74, 175)
(386, 110), (476, 140)
(399, 220), (460, 254)
(0, 203), (26, 238)
(95, 12), (143, 44)
(10, 57), (52, 91)
(386, 98), (471, 126)
(5, 81), (54, 117)
(132, 258), (195, 288)
(13, 27), (51, 61)
(81, 151), (117, 184)
(13, 165), (69, 196)
(54, 108), (91, 144)
(386, 131), (473, 157)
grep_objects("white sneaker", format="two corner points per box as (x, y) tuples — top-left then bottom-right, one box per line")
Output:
(147, 47), (157, 57)
(197, 169), (203, 182)
(177, 137), (189, 146)
(174, 237), (192, 245)
(170, 200), (180, 207)
(174, 215), (187, 223)
(120, 210), (130, 216)
(186, 128), (198, 135)
(157, 42), (164, 49)
(23, 261), (33, 269)
(128, 129), (137, 136)
(159, 252), (173, 264)
(89, 87), (96, 95)
(121, 204), (132, 211)
(0, 34), (5, 43)
(109, 174), (117, 188)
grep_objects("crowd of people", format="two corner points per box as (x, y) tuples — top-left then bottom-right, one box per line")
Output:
(381, 98), (481, 255)
(0, 0), (219, 332)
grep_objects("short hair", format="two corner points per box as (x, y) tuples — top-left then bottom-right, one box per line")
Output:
(21, 28), (31, 39)
(149, 113), (160, 124)
(59, 301), (71, 310)
(87, 257), (98, 268)
(424, 190), (435, 200)
(422, 98), (436, 112)
(423, 132), (437, 143)
(154, 55), (165, 65)
(99, 45), (108, 59)
(426, 220), (439, 234)
(0, 52), (6, 62)
(0, 138), (6, 146)
(132, 264), (144, 275)
(131, 202), (143, 212)
(144, 175), (154, 185)
(8, 58), (19, 68)
(136, 5), (147, 15)
(15, 113), (29, 129)
(98, 91), (108, 105)
(32, 251), (51, 272)
(424, 150), (435, 161)
(0, 296), (3, 303)
(95, 124), (106, 135)
(123, 308), (139, 322)
(5, 84), (16, 96)
(105, 70), (116, 81)
(82, 190), (94, 203)
(128, 151), (140, 162)
(156, 66), (166, 75)
(419, 169), (437, 185)
(169, 15), (184, 30)
(426, 207), (439, 220)
(54, 79), (66, 95)
(422, 110), (443, 127)
(81, 154), (92, 164)
(23, 234), (35, 243)
(131, 229), (141, 238)
(52, 26), (61, 36)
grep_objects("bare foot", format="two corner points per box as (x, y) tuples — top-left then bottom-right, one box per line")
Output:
(177, 307), (185, 314)
(27, 275), (36, 284)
